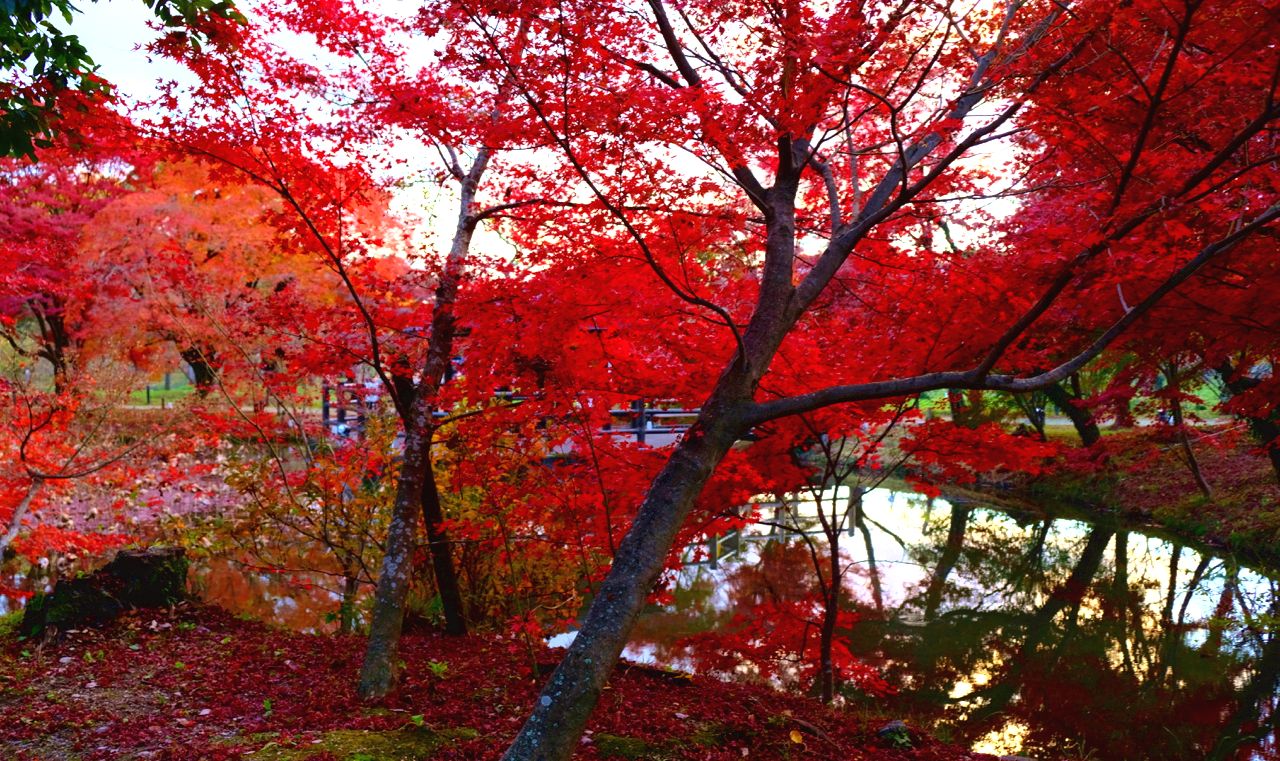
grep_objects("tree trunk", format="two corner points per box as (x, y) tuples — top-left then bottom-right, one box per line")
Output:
(1169, 378), (1213, 499)
(1010, 391), (1048, 440)
(0, 478), (42, 556)
(502, 159), (805, 759)
(420, 444), (467, 636)
(816, 582), (839, 704)
(358, 399), (430, 699)
(180, 346), (218, 396)
(500, 398), (748, 760)
(357, 140), (496, 694)
(340, 571), (360, 635)
(1043, 380), (1100, 446)
(816, 504), (844, 705)
(30, 298), (72, 394)
(1216, 361), (1280, 485)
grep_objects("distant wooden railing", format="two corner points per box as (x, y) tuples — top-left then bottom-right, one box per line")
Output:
(322, 383), (700, 444)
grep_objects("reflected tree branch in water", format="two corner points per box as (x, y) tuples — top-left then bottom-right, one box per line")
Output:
(923, 505), (971, 620)
(855, 508), (884, 614)
(1232, 583), (1267, 650)
(1202, 559), (1239, 658)
(861, 514), (909, 551)
(1154, 543), (1183, 685)
(1023, 519), (1053, 585)
(1207, 623), (1280, 761)
(1178, 554), (1213, 629)
(962, 528), (1114, 725)
(1163, 545), (1182, 627)
(1108, 532), (1138, 679)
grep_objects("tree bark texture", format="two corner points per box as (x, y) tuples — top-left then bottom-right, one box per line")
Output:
(501, 393), (749, 760)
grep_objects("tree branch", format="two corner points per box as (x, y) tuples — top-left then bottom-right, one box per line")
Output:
(748, 202), (1280, 424)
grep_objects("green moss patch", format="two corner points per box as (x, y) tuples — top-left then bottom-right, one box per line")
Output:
(0, 610), (22, 642)
(594, 733), (666, 759)
(247, 726), (477, 760)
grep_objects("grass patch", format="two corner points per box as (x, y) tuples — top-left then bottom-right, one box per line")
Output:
(595, 733), (669, 759)
(246, 726), (477, 760)
(127, 373), (208, 406)
(0, 611), (22, 642)
(593, 727), (743, 760)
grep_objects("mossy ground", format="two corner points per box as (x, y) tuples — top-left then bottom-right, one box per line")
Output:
(246, 727), (479, 760)
(0, 611), (21, 642)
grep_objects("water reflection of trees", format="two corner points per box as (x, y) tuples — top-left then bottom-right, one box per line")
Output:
(634, 493), (1279, 760)
(868, 509), (1278, 761)
(194, 554), (352, 633)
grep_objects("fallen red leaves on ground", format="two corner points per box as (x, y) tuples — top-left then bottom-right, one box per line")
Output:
(0, 604), (1003, 761)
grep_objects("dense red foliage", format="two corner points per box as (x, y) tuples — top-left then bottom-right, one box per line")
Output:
(2, 0), (1279, 756)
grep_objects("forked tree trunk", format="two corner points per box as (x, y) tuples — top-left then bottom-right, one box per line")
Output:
(358, 140), (497, 697)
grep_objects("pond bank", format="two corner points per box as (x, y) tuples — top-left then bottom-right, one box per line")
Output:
(933, 427), (1280, 571)
(0, 603), (1003, 761)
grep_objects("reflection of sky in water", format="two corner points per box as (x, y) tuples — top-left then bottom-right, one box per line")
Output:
(669, 487), (1272, 631)
(625, 486), (1278, 760)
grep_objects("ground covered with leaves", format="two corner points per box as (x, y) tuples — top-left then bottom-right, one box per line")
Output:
(0, 604), (1006, 761)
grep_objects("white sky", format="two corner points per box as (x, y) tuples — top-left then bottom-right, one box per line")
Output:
(62, 5), (509, 264)
(66, 3), (197, 103)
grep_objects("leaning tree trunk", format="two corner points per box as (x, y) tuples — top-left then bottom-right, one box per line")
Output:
(1166, 368), (1213, 499)
(500, 394), (748, 760)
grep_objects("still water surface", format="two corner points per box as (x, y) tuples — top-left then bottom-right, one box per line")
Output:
(627, 487), (1279, 759)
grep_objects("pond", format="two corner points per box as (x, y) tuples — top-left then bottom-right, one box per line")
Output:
(623, 486), (1280, 761)
(3, 484), (1276, 760)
